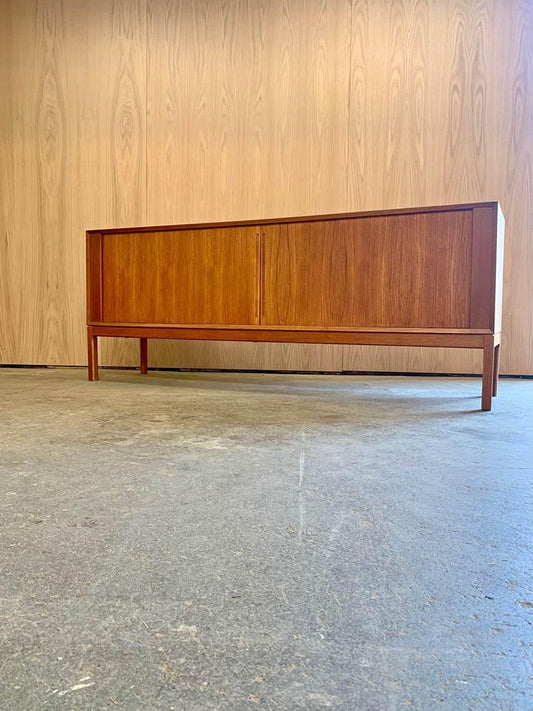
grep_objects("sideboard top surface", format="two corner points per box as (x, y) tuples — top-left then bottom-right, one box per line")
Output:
(87, 201), (502, 235)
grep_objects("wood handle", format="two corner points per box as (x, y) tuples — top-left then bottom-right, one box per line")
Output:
(255, 233), (261, 321)
(260, 232), (265, 320)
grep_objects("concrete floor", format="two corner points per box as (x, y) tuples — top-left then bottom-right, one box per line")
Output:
(0, 368), (532, 711)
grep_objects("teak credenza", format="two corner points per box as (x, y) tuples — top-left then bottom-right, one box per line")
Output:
(86, 202), (504, 410)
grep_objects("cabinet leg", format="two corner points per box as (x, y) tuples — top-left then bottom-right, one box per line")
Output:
(481, 339), (495, 411)
(140, 338), (148, 374)
(88, 332), (99, 381)
(493, 343), (500, 396)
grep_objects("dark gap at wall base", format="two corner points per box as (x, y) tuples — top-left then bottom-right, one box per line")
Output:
(0, 364), (46, 369)
(138, 368), (533, 380)
(0, 364), (531, 380)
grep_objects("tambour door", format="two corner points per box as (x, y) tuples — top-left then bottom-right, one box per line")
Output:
(100, 227), (259, 325)
(261, 211), (474, 328)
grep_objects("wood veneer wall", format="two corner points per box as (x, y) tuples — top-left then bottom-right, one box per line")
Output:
(1, 0), (532, 375)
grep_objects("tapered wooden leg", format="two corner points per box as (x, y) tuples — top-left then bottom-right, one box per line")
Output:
(492, 343), (500, 396)
(140, 338), (148, 374)
(88, 331), (99, 381)
(482, 339), (495, 411)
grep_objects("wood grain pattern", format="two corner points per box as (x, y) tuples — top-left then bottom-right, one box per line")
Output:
(144, 339), (343, 373)
(8, 0), (66, 364)
(262, 212), (473, 329)
(0, 0), (146, 366)
(99, 0), (147, 367)
(347, 0), (369, 207)
(0, 0), (16, 363)
(144, 0), (351, 371)
(343, 0), (494, 375)
(1, 0), (533, 375)
(368, 0), (431, 207)
(495, 0), (533, 374)
(101, 227), (258, 325)
(441, 0), (490, 201)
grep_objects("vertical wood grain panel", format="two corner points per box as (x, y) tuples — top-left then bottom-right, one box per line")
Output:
(74, 0), (147, 367)
(441, 0), (491, 200)
(370, 0), (431, 207)
(70, 0), (147, 368)
(496, 0), (533, 374)
(0, 0), (146, 366)
(98, 0), (147, 367)
(345, 0), (437, 373)
(347, 0), (369, 207)
(109, 1), (146, 227)
(0, 0), (71, 364)
(263, 213), (472, 329)
(0, 0), (17, 362)
(101, 227), (258, 325)
(343, 0), (495, 375)
(145, 0), (351, 372)
(33, 0), (69, 362)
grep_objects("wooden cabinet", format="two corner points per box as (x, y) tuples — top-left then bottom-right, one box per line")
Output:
(87, 202), (504, 410)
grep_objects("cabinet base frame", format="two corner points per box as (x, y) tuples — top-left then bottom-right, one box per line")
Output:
(87, 325), (501, 411)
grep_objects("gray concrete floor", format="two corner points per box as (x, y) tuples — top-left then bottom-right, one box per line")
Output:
(0, 368), (532, 711)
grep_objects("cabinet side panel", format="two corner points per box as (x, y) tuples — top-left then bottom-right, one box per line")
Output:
(470, 205), (497, 330)
(101, 227), (259, 325)
(263, 211), (473, 328)
(86, 233), (103, 323)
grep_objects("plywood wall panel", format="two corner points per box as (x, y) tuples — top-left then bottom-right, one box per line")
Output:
(371, 0), (431, 207)
(344, 0), (497, 375)
(497, 0), (533, 375)
(95, 0), (147, 367)
(440, 0), (491, 200)
(346, 0), (368, 208)
(33, 0), (71, 363)
(0, 0), (67, 365)
(0, 0), (146, 366)
(342, 345), (483, 376)
(145, 0), (350, 371)
(147, 340), (343, 373)
(0, 0), (17, 363)
(1, 0), (533, 375)
(74, 0), (147, 368)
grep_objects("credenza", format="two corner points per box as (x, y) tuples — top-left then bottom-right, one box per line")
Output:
(86, 202), (504, 410)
